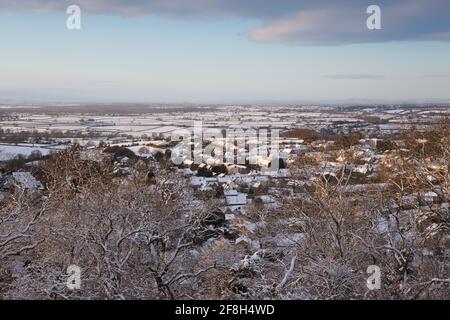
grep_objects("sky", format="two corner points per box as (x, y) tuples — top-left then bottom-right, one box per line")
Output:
(1, 0), (450, 104)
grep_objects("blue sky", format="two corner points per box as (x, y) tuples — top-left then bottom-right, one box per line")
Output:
(1, 1), (450, 103)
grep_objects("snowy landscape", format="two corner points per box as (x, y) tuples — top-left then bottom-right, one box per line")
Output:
(1, 0), (450, 305)
(1, 103), (449, 300)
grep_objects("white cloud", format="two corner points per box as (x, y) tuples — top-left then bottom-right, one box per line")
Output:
(1, 0), (450, 45)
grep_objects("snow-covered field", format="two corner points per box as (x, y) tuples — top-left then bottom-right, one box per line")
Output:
(0, 105), (448, 163)
(0, 144), (55, 161)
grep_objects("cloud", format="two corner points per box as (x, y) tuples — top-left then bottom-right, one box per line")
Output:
(246, 0), (450, 45)
(423, 73), (450, 78)
(324, 74), (384, 80)
(1, 0), (450, 45)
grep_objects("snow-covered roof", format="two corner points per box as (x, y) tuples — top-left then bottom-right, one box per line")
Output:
(224, 189), (238, 197)
(226, 194), (247, 206)
(11, 172), (44, 191)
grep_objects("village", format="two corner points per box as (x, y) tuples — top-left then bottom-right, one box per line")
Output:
(1, 104), (449, 230)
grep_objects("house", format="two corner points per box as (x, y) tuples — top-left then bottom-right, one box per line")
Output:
(254, 195), (280, 209)
(226, 164), (248, 175)
(351, 164), (373, 175)
(182, 159), (194, 168)
(11, 172), (44, 191)
(190, 176), (218, 187)
(217, 174), (232, 184)
(367, 138), (383, 148)
(337, 183), (390, 194)
(224, 189), (238, 197)
(226, 192), (248, 212)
